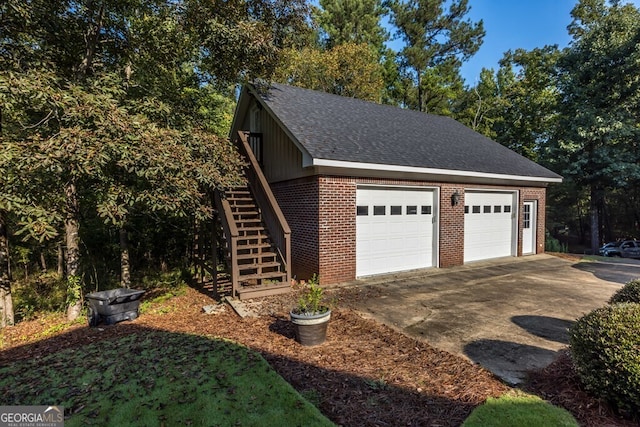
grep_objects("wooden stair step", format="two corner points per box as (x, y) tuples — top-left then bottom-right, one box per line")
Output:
(238, 226), (264, 231)
(232, 203), (257, 209)
(238, 234), (271, 244)
(238, 261), (282, 270)
(239, 271), (286, 281)
(236, 222), (262, 229)
(233, 211), (260, 221)
(236, 243), (272, 251)
(235, 251), (277, 260)
(236, 281), (291, 300)
(236, 219), (263, 225)
(238, 231), (266, 238)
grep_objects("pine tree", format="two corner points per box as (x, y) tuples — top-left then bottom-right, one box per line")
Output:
(388, 0), (484, 112)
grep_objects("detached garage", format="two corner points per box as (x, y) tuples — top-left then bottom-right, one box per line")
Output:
(229, 83), (563, 286)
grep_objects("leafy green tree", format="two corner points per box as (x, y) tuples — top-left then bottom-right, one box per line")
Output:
(1, 0), (308, 321)
(552, 0), (640, 253)
(456, 46), (560, 160)
(275, 42), (385, 101)
(388, 0), (484, 112)
(405, 59), (465, 115)
(454, 67), (501, 139)
(494, 47), (561, 161)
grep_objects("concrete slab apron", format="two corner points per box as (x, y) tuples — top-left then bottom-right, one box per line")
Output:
(349, 254), (627, 385)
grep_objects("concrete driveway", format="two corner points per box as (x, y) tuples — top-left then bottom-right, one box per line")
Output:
(346, 254), (640, 385)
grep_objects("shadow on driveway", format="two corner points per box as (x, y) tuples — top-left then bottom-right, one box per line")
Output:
(572, 260), (640, 284)
(464, 339), (558, 385)
(511, 315), (575, 345)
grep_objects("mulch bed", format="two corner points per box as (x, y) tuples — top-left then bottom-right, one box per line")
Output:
(524, 350), (639, 427)
(0, 286), (634, 426)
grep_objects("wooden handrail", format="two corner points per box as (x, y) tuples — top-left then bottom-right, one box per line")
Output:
(213, 190), (240, 295)
(236, 131), (291, 284)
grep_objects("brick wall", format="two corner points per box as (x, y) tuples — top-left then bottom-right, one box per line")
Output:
(317, 177), (356, 284)
(271, 176), (319, 281)
(272, 175), (549, 285)
(520, 187), (547, 255)
(439, 184), (465, 267)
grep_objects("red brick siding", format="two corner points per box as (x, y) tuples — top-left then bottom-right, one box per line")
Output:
(439, 185), (465, 267)
(272, 175), (548, 285)
(318, 177), (356, 284)
(271, 177), (319, 281)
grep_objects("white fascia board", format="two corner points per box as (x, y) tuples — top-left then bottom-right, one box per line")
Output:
(311, 158), (563, 184)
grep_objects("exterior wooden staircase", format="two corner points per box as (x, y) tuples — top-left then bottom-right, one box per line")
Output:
(213, 132), (291, 300)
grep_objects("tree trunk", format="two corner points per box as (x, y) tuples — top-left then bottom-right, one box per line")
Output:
(120, 227), (131, 288)
(57, 241), (65, 277)
(416, 70), (424, 112)
(194, 219), (201, 283)
(0, 210), (14, 328)
(40, 250), (47, 273)
(590, 185), (602, 255)
(65, 180), (82, 321)
(77, 3), (105, 76)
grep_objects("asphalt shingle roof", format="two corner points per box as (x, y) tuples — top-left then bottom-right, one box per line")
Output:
(257, 83), (561, 180)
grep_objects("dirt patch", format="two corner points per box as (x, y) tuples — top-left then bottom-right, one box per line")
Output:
(0, 286), (634, 426)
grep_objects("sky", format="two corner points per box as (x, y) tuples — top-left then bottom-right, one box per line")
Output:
(385, 0), (640, 85)
(458, 0), (576, 84)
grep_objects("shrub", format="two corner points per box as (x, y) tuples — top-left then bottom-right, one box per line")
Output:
(569, 303), (640, 416)
(545, 231), (567, 253)
(609, 279), (640, 304)
(13, 272), (67, 321)
(293, 274), (328, 315)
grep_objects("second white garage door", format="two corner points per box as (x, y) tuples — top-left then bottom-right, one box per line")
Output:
(464, 191), (516, 262)
(356, 186), (437, 277)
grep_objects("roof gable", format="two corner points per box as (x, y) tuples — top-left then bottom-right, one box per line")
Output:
(245, 83), (562, 182)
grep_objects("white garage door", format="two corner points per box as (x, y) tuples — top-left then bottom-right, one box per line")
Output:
(464, 191), (516, 262)
(356, 187), (436, 277)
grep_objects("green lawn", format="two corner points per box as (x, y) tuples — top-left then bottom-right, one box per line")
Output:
(0, 331), (334, 427)
(462, 391), (578, 427)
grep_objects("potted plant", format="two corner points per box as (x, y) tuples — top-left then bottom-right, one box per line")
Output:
(290, 274), (331, 346)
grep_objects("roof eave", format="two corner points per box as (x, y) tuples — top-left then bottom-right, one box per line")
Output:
(311, 158), (563, 186)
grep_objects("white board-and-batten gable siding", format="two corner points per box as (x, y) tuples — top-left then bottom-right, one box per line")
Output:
(242, 99), (309, 184)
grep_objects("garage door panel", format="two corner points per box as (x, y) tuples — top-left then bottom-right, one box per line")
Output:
(356, 187), (436, 277)
(464, 192), (515, 263)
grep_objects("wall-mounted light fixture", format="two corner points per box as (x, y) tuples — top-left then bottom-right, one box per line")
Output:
(451, 190), (461, 206)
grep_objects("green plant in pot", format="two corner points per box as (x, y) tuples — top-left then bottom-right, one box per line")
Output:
(290, 274), (331, 346)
